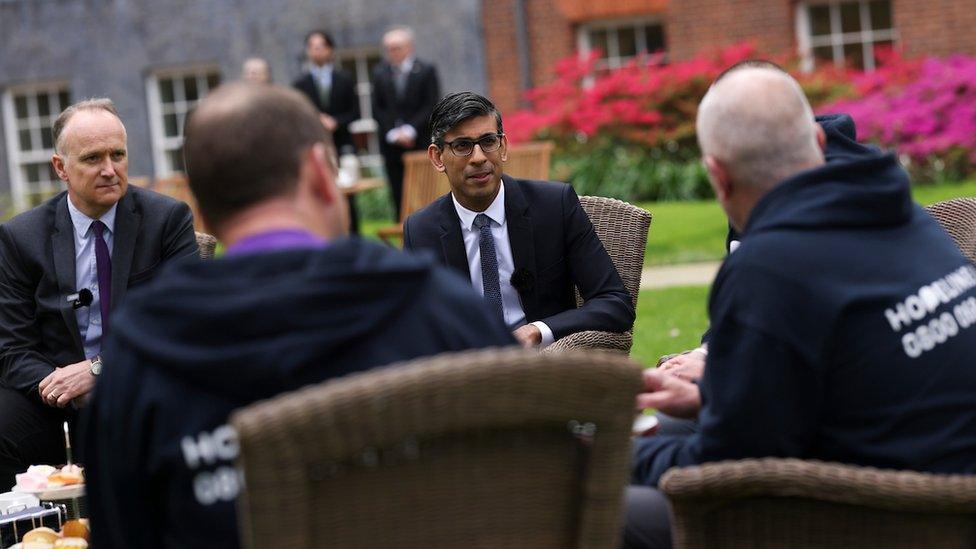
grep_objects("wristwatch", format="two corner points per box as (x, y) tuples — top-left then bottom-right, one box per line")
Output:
(90, 355), (103, 377)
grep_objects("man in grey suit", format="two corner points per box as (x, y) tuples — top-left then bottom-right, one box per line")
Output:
(0, 98), (198, 488)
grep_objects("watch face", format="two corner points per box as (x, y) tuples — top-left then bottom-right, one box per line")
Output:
(91, 360), (102, 376)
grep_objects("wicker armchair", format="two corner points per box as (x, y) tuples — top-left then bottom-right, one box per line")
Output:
(195, 231), (217, 259)
(660, 458), (976, 549)
(925, 197), (976, 262)
(231, 348), (643, 549)
(544, 196), (651, 355)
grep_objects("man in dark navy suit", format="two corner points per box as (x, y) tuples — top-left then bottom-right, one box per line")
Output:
(293, 29), (362, 232)
(403, 92), (634, 348)
(371, 25), (441, 219)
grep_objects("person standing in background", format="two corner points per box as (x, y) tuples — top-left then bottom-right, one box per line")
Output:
(371, 25), (441, 219)
(294, 30), (362, 233)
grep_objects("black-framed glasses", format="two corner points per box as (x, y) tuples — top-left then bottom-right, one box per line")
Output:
(441, 133), (505, 157)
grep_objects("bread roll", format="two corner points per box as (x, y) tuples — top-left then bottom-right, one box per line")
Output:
(22, 526), (59, 544)
(54, 538), (89, 548)
(61, 519), (90, 541)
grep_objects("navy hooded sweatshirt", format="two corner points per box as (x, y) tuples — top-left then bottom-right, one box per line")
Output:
(634, 114), (976, 486)
(81, 237), (516, 549)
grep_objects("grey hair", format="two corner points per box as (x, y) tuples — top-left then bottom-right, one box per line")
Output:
(383, 25), (415, 43)
(696, 65), (821, 189)
(53, 98), (122, 155)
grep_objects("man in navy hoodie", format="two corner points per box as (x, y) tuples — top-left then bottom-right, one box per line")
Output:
(624, 63), (976, 548)
(81, 83), (515, 549)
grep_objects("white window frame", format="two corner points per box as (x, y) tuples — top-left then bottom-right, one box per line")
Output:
(577, 17), (666, 72)
(1, 82), (71, 212)
(797, 0), (898, 72)
(335, 47), (383, 171)
(145, 65), (221, 177)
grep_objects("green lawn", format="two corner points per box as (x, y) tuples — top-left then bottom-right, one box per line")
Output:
(631, 286), (711, 367)
(637, 179), (976, 266)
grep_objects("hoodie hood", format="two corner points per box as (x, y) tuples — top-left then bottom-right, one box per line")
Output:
(743, 113), (914, 236)
(107, 237), (442, 400)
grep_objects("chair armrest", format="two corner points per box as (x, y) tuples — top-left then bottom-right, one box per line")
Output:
(542, 331), (632, 355)
(660, 458), (976, 512)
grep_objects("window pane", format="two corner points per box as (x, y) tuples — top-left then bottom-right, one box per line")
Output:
(41, 126), (53, 149)
(617, 27), (637, 57)
(160, 78), (175, 104)
(183, 76), (199, 102)
(37, 94), (50, 117)
(167, 148), (185, 173)
(844, 42), (865, 69)
(813, 45), (835, 65)
(24, 163), (40, 183)
(644, 24), (666, 52)
(163, 113), (179, 137)
(869, 0), (892, 30)
(18, 129), (32, 152)
(58, 91), (71, 111)
(47, 163), (58, 182)
(589, 29), (609, 58)
(840, 2), (862, 33)
(14, 96), (29, 120)
(809, 5), (832, 36)
(207, 73), (220, 90)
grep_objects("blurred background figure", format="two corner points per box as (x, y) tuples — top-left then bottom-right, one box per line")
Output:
(371, 25), (441, 219)
(241, 57), (271, 84)
(294, 30), (362, 233)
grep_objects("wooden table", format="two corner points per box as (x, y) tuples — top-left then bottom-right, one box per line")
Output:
(341, 178), (385, 196)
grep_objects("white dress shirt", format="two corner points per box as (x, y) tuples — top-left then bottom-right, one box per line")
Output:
(67, 198), (116, 359)
(308, 63), (333, 95)
(452, 182), (555, 347)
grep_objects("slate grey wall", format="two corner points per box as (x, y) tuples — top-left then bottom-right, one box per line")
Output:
(0, 0), (487, 197)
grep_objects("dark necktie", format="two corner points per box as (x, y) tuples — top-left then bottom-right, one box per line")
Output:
(91, 220), (112, 334)
(473, 214), (504, 321)
(318, 78), (330, 110)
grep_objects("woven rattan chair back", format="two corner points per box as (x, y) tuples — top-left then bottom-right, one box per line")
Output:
(661, 458), (976, 549)
(194, 231), (217, 260)
(577, 196), (652, 310)
(925, 197), (976, 262)
(231, 348), (642, 549)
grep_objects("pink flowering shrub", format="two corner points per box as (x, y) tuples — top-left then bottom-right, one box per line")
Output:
(821, 51), (976, 181)
(506, 43), (855, 200)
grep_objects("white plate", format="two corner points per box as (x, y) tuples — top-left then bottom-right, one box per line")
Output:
(12, 483), (85, 500)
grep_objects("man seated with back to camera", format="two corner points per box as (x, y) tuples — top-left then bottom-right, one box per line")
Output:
(623, 62), (976, 549)
(403, 92), (635, 348)
(82, 83), (516, 549)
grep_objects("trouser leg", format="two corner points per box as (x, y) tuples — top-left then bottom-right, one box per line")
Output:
(620, 486), (673, 549)
(0, 386), (72, 491)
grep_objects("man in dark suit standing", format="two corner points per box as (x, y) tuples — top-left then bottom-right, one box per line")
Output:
(0, 99), (198, 488)
(293, 30), (362, 232)
(403, 92), (634, 348)
(371, 25), (441, 219)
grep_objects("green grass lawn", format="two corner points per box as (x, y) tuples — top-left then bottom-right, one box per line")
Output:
(637, 179), (976, 266)
(631, 285), (711, 367)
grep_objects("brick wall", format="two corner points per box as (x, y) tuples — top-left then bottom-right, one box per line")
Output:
(665, 0), (795, 60)
(894, 0), (976, 57)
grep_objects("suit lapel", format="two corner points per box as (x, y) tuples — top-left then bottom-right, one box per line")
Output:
(51, 195), (85, 355)
(503, 176), (539, 319)
(110, 191), (139, 311)
(436, 195), (471, 280)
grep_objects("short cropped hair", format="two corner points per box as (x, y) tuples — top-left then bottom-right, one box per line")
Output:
(53, 98), (121, 155)
(183, 83), (333, 229)
(305, 29), (334, 48)
(428, 92), (504, 146)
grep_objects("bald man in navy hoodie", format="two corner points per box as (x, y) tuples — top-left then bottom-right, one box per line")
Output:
(623, 63), (976, 548)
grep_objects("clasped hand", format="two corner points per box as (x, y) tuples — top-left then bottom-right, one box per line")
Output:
(636, 368), (701, 419)
(38, 360), (94, 408)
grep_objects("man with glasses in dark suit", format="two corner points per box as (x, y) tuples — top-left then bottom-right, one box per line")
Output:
(403, 92), (634, 348)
